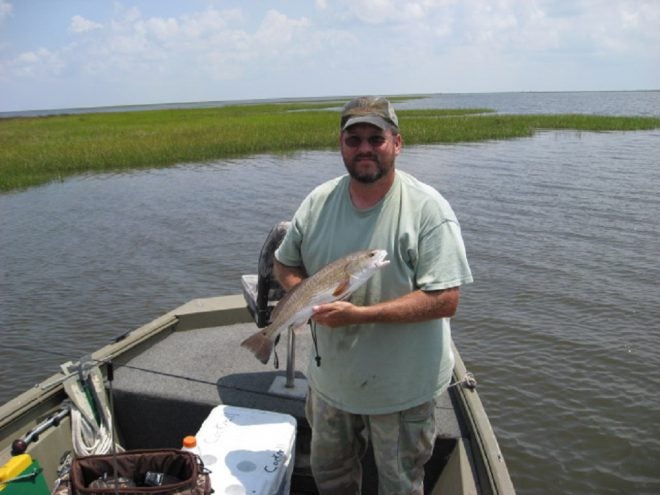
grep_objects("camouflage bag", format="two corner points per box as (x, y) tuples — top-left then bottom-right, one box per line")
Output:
(56, 449), (211, 495)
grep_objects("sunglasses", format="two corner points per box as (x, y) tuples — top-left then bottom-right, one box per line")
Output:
(342, 135), (389, 148)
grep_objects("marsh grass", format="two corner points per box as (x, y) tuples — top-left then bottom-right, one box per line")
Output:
(2, 100), (659, 191)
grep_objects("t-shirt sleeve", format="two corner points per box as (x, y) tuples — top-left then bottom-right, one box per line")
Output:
(274, 200), (307, 268)
(415, 218), (473, 291)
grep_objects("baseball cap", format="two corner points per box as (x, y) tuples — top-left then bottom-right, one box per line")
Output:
(340, 96), (399, 132)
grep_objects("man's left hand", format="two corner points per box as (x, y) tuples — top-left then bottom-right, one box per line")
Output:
(312, 301), (362, 327)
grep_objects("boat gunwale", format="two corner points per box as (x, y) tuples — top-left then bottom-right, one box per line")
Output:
(451, 341), (515, 494)
(0, 295), (251, 432)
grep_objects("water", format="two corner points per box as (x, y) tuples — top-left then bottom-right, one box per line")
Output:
(399, 90), (660, 117)
(1, 92), (660, 494)
(3, 90), (658, 119)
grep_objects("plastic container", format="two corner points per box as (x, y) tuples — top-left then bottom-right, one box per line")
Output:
(0, 454), (50, 495)
(194, 405), (296, 495)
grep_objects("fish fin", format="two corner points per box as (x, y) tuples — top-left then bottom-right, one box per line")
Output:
(241, 329), (274, 364)
(332, 277), (350, 297)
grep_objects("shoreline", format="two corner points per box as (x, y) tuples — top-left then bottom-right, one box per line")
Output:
(3, 90), (658, 119)
(2, 99), (660, 193)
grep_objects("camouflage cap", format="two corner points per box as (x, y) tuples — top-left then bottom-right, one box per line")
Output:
(340, 96), (399, 132)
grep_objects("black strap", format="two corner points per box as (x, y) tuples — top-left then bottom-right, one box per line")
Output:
(310, 321), (322, 366)
(273, 334), (280, 369)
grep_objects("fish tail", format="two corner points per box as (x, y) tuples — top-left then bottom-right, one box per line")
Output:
(240, 329), (274, 364)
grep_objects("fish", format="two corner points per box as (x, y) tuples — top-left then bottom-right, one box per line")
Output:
(241, 249), (390, 364)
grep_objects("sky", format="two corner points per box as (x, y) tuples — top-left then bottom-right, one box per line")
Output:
(0, 0), (659, 112)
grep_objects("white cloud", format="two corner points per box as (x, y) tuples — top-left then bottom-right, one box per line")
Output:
(325, 0), (660, 55)
(136, 16), (179, 42)
(333, 0), (457, 25)
(6, 48), (65, 79)
(180, 8), (237, 38)
(0, 0), (11, 24)
(69, 15), (103, 33)
(65, 6), (342, 82)
(255, 10), (311, 54)
(1, 0), (658, 111)
(584, 1), (660, 56)
(340, 0), (400, 24)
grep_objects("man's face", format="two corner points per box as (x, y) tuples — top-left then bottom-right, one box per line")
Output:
(340, 124), (402, 184)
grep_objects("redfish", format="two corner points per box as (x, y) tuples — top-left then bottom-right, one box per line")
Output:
(241, 249), (389, 364)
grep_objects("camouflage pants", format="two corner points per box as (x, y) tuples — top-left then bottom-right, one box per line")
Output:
(305, 388), (436, 495)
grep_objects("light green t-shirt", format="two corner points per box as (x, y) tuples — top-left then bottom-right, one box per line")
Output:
(275, 170), (473, 414)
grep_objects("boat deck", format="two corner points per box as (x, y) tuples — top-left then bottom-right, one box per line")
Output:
(111, 321), (466, 493)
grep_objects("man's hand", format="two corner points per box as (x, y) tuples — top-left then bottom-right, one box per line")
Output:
(312, 301), (363, 327)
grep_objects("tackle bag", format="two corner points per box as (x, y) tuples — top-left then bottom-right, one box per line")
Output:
(56, 449), (211, 495)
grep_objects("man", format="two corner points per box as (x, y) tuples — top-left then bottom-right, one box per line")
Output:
(274, 96), (473, 494)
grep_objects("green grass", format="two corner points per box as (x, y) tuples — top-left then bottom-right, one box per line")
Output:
(2, 100), (659, 192)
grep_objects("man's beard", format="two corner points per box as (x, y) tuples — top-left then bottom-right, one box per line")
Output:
(345, 154), (392, 184)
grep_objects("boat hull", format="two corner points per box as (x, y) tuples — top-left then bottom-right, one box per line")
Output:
(0, 295), (514, 494)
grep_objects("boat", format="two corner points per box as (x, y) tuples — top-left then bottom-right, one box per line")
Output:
(0, 224), (515, 494)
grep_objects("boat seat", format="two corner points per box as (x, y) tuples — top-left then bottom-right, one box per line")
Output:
(240, 221), (290, 328)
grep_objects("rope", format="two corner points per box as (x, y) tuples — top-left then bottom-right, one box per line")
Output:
(63, 364), (123, 457)
(71, 408), (116, 456)
(449, 371), (477, 390)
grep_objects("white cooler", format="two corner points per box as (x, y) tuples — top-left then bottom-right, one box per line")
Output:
(194, 405), (297, 495)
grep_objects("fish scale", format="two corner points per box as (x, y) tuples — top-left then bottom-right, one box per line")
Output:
(241, 249), (390, 364)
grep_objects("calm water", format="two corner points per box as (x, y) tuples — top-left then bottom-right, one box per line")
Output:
(1, 92), (659, 494)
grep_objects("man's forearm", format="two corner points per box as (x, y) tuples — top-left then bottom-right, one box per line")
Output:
(360, 288), (460, 323)
(312, 287), (460, 328)
(273, 259), (307, 291)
